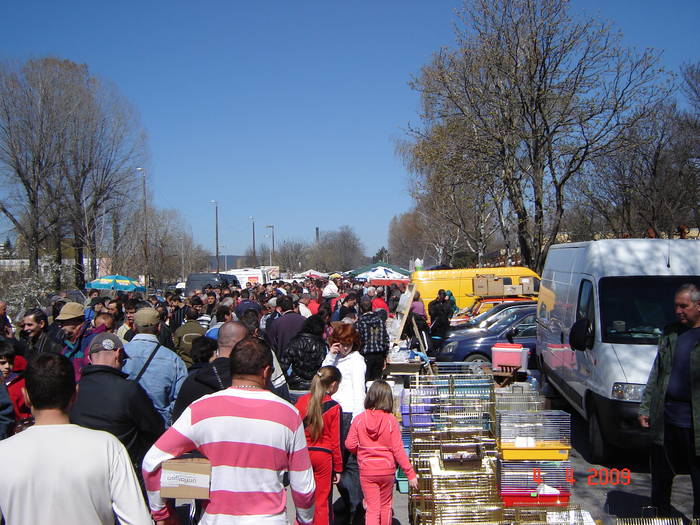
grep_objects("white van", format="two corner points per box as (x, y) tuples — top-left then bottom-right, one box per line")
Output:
(536, 239), (700, 462)
(221, 268), (268, 286)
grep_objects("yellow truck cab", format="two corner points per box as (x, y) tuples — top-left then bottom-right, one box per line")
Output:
(411, 266), (540, 313)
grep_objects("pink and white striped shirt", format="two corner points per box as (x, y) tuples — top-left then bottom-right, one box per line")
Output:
(142, 387), (315, 525)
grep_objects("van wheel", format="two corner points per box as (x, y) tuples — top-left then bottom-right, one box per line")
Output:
(464, 353), (490, 364)
(588, 406), (610, 464)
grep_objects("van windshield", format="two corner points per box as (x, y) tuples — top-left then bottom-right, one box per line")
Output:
(599, 276), (700, 345)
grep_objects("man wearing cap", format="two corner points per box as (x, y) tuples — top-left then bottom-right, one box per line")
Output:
(122, 308), (187, 425)
(56, 301), (107, 381)
(71, 333), (164, 468)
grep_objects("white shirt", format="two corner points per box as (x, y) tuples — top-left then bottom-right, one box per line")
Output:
(322, 351), (367, 419)
(0, 424), (151, 525)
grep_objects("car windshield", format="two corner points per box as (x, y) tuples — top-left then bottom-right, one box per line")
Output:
(487, 308), (534, 334)
(599, 276), (700, 345)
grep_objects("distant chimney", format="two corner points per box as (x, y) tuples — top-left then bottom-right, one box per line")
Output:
(315, 227), (320, 244)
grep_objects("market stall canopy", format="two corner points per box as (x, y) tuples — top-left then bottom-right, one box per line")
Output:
(346, 262), (410, 280)
(293, 269), (329, 279)
(87, 275), (146, 292)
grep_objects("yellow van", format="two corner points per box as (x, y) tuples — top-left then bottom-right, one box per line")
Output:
(411, 266), (540, 312)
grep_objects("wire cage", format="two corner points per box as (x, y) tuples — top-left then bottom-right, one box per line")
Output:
(502, 505), (587, 524)
(497, 410), (571, 460)
(495, 389), (545, 412)
(615, 518), (684, 525)
(499, 460), (572, 507)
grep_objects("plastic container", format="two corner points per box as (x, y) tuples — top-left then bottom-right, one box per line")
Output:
(492, 343), (528, 370)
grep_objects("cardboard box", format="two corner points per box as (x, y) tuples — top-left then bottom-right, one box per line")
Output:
(473, 276), (489, 295)
(520, 277), (535, 294)
(160, 457), (211, 500)
(487, 277), (504, 296)
(503, 284), (523, 295)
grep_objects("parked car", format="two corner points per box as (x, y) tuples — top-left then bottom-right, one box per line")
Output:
(448, 300), (537, 336)
(437, 306), (537, 363)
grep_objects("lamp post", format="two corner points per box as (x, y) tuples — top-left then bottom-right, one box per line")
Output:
(250, 216), (256, 267)
(210, 200), (219, 274)
(266, 225), (275, 266)
(137, 167), (148, 288)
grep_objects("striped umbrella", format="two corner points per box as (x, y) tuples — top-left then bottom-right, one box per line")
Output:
(86, 275), (146, 292)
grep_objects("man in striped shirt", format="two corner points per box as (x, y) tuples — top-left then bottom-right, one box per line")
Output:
(142, 337), (315, 524)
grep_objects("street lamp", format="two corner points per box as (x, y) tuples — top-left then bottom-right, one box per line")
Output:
(210, 200), (219, 274)
(249, 216), (256, 267)
(266, 225), (275, 266)
(136, 167), (148, 288)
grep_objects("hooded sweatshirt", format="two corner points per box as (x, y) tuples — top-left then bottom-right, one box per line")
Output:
(345, 409), (416, 480)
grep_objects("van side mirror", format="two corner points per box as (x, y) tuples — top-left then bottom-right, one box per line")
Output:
(570, 318), (591, 351)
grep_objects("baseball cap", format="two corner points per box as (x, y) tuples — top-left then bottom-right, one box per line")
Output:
(89, 333), (125, 354)
(56, 302), (85, 321)
(134, 308), (160, 328)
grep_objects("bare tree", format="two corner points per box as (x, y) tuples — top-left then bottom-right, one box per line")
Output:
(409, 0), (670, 271)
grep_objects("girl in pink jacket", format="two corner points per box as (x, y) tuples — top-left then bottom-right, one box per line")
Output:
(345, 381), (418, 525)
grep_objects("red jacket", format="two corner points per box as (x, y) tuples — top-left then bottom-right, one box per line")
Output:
(345, 409), (416, 479)
(295, 393), (343, 474)
(371, 297), (389, 313)
(6, 374), (30, 421)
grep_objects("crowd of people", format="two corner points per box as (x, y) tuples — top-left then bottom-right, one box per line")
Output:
(0, 277), (424, 525)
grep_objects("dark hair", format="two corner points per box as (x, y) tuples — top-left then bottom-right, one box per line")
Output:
(215, 305), (231, 322)
(302, 314), (326, 337)
(240, 289), (250, 300)
(190, 296), (204, 306)
(359, 296), (372, 313)
(207, 291), (216, 298)
(240, 309), (260, 335)
(95, 311), (113, 323)
(124, 299), (139, 312)
(191, 336), (217, 365)
(23, 307), (48, 327)
(51, 300), (67, 320)
(364, 380), (393, 413)
(328, 323), (360, 348)
(317, 303), (332, 321)
(0, 340), (15, 362)
(185, 307), (199, 320)
(25, 353), (75, 410)
(230, 337), (272, 376)
(277, 295), (294, 312)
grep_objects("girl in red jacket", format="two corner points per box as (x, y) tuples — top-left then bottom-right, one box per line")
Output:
(295, 365), (343, 525)
(345, 380), (418, 525)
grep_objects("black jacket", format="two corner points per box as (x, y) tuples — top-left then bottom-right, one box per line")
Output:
(172, 357), (231, 422)
(70, 364), (164, 466)
(279, 332), (328, 391)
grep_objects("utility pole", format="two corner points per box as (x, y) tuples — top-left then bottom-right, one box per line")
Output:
(137, 167), (149, 288)
(250, 216), (256, 267)
(211, 201), (219, 274)
(266, 225), (275, 266)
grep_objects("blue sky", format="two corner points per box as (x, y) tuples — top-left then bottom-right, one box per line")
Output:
(1, 1), (698, 257)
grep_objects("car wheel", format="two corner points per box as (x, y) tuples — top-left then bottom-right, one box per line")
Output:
(588, 404), (610, 464)
(464, 353), (490, 364)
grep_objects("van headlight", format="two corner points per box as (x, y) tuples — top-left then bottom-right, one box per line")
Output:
(611, 383), (645, 402)
(442, 341), (458, 353)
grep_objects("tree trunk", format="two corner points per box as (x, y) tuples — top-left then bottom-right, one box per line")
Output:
(53, 230), (62, 290)
(73, 223), (85, 290)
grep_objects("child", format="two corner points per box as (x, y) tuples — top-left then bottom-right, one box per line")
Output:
(295, 366), (343, 525)
(0, 341), (30, 426)
(346, 380), (418, 525)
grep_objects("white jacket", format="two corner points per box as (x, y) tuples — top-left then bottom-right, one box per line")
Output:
(322, 350), (367, 419)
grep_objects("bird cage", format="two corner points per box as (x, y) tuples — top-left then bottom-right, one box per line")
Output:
(499, 460), (572, 507)
(495, 388), (545, 412)
(502, 505), (586, 524)
(497, 410), (571, 460)
(615, 518), (680, 525)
